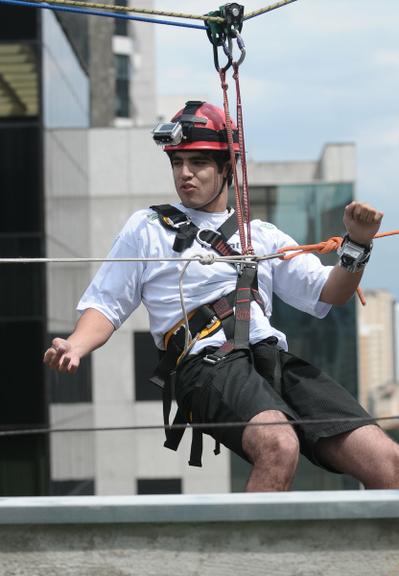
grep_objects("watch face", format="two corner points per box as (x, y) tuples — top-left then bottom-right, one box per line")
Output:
(345, 244), (363, 258)
(339, 238), (371, 272)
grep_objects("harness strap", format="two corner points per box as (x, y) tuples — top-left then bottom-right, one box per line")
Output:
(148, 204), (263, 466)
(150, 291), (242, 390)
(150, 204), (239, 255)
(202, 263), (259, 365)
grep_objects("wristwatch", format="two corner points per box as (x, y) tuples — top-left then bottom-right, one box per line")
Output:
(337, 234), (373, 273)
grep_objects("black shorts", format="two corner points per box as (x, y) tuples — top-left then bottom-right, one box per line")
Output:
(175, 338), (372, 471)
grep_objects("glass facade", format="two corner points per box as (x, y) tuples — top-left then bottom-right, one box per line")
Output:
(115, 53), (130, 118)
(0, 8), (39, 120)
(0, 7), (49, 495)
(41, 12), (92, 496)
(0, 41), (39, 119)
(0, 8), (91, 496)
(231, 182), (359, 491)
(114, 0), (129, 37)
(42, 11), (89, 128)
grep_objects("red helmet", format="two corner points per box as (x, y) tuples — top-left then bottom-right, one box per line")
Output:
(163, 100), (240, 153)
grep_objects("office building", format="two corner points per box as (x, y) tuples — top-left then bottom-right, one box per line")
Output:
(0, 0), (156, 496)
(1, 4), (361, 493)
(358, 289), (399, 430)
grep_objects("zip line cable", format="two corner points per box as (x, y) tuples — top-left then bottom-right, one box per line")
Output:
(0, 252), (284, 265)
(0, 0), (299, 25)
(0, 414), (398, 438)
(244, 0), (298, 20)
(0, 0), (208, 28)
(24, 0), (224, 21)
(0, 230), (397, 266)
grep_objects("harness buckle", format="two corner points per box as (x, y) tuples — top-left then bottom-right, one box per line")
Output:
(163, 215), (191, 230)
(196, 228), (221, 248)
(203, 353), (223, 365)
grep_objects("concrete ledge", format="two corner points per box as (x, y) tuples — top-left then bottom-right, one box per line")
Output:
(1, 490), (399, 524)
(1, 492), (399, 576)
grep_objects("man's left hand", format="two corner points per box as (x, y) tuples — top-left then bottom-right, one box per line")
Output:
(343, 201), (383, 246)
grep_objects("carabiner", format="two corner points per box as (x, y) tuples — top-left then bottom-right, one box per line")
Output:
(213, 41), (232, 73)
(231, 29), (246, 67)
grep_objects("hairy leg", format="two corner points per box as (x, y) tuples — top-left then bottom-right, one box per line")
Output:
(315, 424), (399, 488)
(242, 410), (300, 492)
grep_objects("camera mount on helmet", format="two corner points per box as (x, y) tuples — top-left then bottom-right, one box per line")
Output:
(152, 101), (240, 152)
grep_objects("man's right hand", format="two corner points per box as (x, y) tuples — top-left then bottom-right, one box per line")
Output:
(43, 309), (115, 374)
(43, 338), (81, 374)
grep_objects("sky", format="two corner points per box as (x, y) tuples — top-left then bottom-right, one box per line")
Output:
(154, 0), (399, 299)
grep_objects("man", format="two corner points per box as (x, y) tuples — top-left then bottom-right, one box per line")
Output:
(44, 101), (399, 491)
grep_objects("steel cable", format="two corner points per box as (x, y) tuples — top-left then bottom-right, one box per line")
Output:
(0, 414), (397, 437)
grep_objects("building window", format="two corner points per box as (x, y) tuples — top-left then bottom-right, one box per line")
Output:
(115, 53), (130, 118)
(134, 331), (162, 401)
(0, 42), (39, 119)
(47, 332), (92, 403)
(137, 478), (182, 495)
(50, 479), (95, 495)
(114, 0), (128, 36)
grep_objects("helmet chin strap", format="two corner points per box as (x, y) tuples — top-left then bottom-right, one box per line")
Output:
(183, 167), (232, 212)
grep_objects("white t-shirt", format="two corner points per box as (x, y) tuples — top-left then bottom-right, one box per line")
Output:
(77, 203), (333, 353)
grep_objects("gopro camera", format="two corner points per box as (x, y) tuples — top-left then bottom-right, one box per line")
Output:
(152, 122), (183, 146)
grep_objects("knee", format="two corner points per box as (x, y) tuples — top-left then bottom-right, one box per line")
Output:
(266, 430), (300, 466)
(244, 425), (300, 468)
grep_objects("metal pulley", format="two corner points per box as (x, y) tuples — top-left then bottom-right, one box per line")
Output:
(204, 3), (245, 71)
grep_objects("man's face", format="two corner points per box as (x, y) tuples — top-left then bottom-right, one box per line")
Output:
(170, 151), (228, 212)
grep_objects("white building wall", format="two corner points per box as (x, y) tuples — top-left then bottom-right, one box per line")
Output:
(247, 143), (356, 186)
(88, 127), (230, 494)
(317, 143), (356, 183)
(45, 127), (95, 485)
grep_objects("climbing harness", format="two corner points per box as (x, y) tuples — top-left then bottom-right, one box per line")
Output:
(149, 203), (265, 466)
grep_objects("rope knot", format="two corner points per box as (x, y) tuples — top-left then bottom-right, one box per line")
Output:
(198, 253), (216, 265)
(318, 236), (342, 255)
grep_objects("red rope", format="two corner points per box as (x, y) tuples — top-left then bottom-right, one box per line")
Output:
(219, 68), (247, 254)
(233, 62), (253, 254)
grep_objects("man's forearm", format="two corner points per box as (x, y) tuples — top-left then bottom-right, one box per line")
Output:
(67, 308), (115, 358)
(319, 264), (363, 306)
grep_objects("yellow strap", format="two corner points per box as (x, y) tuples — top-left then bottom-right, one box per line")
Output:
(174, 318), (222, 367)
(164, 307), (222, 366)
(197, 319), (222, 341)
(164, 314), (222, 349)
(164, 311), (195, 349)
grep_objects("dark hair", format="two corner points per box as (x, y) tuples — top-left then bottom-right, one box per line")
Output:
(167, 150), (238, 187)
